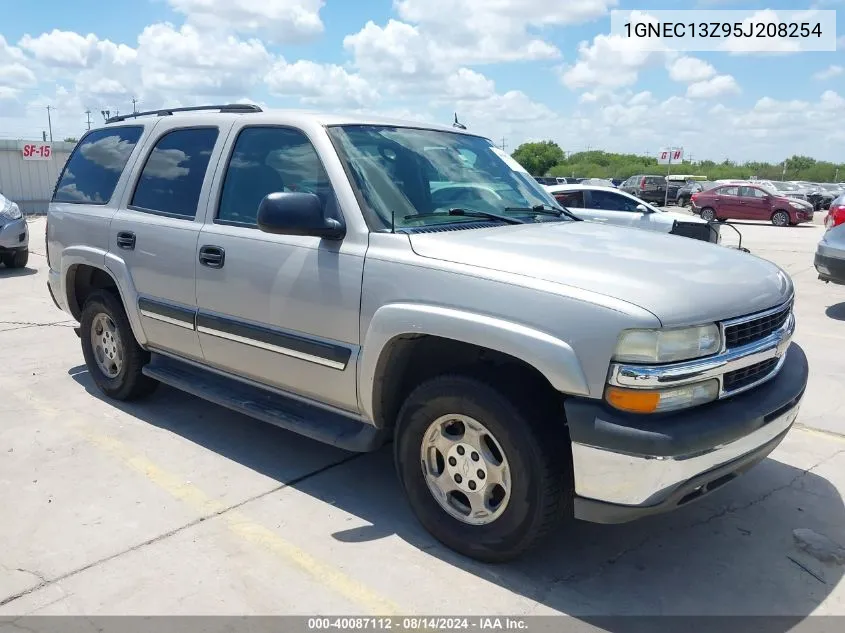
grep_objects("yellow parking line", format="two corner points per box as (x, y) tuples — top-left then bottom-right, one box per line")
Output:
(794, 424), (845, 444)
(16, 391), (402, 616)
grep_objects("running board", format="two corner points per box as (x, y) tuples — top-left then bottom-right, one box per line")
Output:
(142, 353), (386, 452)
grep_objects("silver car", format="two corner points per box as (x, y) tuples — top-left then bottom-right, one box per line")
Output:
(814, 194), (845, 285)
(47, 105), (808, 562)
(0, 191), (29, 269)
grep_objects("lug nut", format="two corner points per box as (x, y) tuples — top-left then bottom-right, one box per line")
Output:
(455, 474), (463, 484)
(468, 481), (476, 491)
(448, 456), (457, 467)
(477, 470), (485, 479)
(471, 452), (479, 461)
(457, 446), (465, 455)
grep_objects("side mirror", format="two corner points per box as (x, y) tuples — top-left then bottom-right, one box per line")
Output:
(257, 192), (345, 240)
(636, 203), (651, 213)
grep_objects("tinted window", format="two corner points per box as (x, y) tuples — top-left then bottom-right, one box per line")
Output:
(130, 127), (219, 218)
(589, 190), (641, 211)
(53, 126), (143, 204)
(720, 186), (739, 196)
(741, 186), (767, 198)
(217, 127), (335, 226)
(552, 190), (584, 208)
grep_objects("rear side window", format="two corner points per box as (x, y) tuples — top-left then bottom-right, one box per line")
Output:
(130, 127), (219, 219)
(217, 126), (335, 227)
(52, 126), (143, 204)
(720, 186), (739, 196)
(553, 190), (584, 208)
(589, 190), (640, 211)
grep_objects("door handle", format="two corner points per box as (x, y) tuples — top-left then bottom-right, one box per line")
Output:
(199, 245), (225, 269)
(116, 231), (135, 250)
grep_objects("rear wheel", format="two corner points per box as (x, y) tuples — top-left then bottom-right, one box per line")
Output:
(1, 249), (28, 268)
(394, 374), (572, 562)
(771, 210), (790, 227)
(80, 289), (159, 401)
(700, 207), (716, 222)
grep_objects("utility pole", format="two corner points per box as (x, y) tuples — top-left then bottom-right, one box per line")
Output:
(501, 137), (506, 151)
(46, 105), (53, 142)
(85, 110), (92, 130)
(132, 98), (138, 114)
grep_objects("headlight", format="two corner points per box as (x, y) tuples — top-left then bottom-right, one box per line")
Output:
(613, 324), (721, 364)
(0, 199), (22, 220)
(789, 201), (808, 210)
(606, 379), (720, 414)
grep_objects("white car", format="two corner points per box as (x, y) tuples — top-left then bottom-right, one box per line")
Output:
(545, 183), (720, 244)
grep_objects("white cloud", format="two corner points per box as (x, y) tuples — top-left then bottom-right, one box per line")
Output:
(686, 75), (740, 99)
(18, 29), (136, 69)
(264, 60), (377, 107)
(559, 11), (669, 90)
(167, 0), (325, 42)
(136, 23), (272, 96)
(813, 65), (844, 80)
(343, 20), (446, 82)
(667, 56), (716, 83)
(444, 68), (496, 101)
(0, 63), (37, 88)
(722, 10), (804, 54)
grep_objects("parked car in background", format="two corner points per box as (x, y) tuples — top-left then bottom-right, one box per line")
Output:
(691, 183), (814, 226)
(546, 184), (719, 243)
(0, 191), (29, 269)
(534, 176), (559, 186)
(676, 181), (717, 207)
(579, 178), (616, 187)
(792, 182), (836, 211)
(814, 194), (845, 285)
(620, 174), (679, 204)
(762, 181), (813, 204)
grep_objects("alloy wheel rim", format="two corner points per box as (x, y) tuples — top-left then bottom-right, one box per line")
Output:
(91, 313), (123, 378)
(420, 414), (512, 526)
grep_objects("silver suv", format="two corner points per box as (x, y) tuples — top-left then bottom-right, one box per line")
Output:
(0, 191), (29, 269)
(46, 104), (808, 562)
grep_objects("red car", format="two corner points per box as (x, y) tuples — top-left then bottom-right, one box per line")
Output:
(691, 183), (815, 226)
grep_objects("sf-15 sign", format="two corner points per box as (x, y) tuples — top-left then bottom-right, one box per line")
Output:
(21, 142), (52, 160)
(657, 147), (683, 165)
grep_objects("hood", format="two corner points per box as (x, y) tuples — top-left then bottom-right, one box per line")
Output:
(779, 195), (813, 209)
(408, 221), (793, 326)
(658, 209), (709, 224)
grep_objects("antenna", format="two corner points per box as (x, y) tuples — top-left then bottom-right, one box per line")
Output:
(453, 113), (466, 130)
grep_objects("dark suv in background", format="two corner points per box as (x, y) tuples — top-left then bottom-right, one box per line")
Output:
(620, 175), (681, 205)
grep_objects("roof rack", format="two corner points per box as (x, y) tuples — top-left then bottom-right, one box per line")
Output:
(106, 103), (262, 124)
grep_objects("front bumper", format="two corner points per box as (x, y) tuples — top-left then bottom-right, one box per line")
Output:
(815, 251), (845, 285)
(566, 342), (808, 524)
(0, 216), (29, 251)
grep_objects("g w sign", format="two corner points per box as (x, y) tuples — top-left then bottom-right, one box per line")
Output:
(658, 147), (683, 165)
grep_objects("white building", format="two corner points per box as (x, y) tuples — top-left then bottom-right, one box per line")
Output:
(0, 139), (75, 214)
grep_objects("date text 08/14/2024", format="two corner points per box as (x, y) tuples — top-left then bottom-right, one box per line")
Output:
(307, 618), (528, 631)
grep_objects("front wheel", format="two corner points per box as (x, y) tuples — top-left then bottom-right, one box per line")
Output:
(771, 210), (790, 227)
(80, 289), (159, 401)
(1, 249), (28, 268)
(700, 207), (716, 222)
(394, 374), (572, 562)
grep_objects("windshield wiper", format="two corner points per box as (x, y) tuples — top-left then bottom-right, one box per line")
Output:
(504, 203), (582, 221)
(404, 208), (525, 225)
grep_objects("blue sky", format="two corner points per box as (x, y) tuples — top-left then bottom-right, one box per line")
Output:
(0, 0), (843, 161)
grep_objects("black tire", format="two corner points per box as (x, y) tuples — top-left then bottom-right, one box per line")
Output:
(394, 373), (572, 563)
(1, 249), (28, 268)
(80, 289), (158, 401)
(700, 207), (716, 222)
(771, 210), (790, 227)
(717, 218), (727, 223)
(677, 197), (688, 207)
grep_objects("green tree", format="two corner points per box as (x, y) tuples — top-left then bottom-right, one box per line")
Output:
(510, 141), (566, 176)
(63, 137), (78, 143)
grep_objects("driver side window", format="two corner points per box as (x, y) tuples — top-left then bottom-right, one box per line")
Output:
(217, 126), (336, 226)
(589, 190), (640, 211)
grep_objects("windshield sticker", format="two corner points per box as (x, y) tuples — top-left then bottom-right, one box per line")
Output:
(490, 147), (530, 175)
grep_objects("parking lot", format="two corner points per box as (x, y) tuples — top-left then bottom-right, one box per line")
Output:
(1, 215), (844, 617)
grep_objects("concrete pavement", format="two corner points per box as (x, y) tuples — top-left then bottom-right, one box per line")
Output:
(1, 217), (844, 619)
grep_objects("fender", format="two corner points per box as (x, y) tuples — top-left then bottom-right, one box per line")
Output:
(358, 302), (590, 426)
(60, 246), (148, 346)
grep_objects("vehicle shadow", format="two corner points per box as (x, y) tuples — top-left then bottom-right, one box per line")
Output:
(724, 222), (817, 229)
(0, 265), (37, 277)
(825, 302), (845, 322)
(69, 366), (845, 620)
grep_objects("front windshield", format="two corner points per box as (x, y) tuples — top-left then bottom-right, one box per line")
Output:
(327, 125), (571, 231)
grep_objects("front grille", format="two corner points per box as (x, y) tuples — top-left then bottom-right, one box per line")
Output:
(724, 303), (791, 348)
(723, 358), (779, 392)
